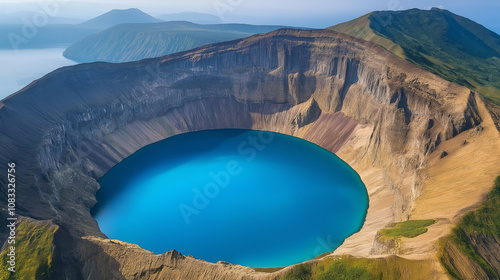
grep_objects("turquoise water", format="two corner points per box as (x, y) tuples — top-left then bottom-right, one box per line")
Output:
(94, 129), (368, 268)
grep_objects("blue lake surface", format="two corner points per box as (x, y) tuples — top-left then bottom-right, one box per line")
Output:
(94, 129), (368, 268)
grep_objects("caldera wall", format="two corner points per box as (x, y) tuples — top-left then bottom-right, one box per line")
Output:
(0, 29), (499, 279)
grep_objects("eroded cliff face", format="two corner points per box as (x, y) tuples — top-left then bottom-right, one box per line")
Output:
(0, 29), (499, 279)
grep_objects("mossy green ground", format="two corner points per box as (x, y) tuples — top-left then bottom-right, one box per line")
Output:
(281, 255), (437, 280)
(0, 220), (57, 280)
(330, 9), (500, 105)
(440, 176), (500, 279)
(380, 219), (436, 239)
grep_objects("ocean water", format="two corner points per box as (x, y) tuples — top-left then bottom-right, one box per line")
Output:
(0, 48), (76, 100)
(94, 129), (368, 268)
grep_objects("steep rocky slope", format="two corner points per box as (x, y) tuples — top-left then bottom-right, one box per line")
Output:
(0, 28), (499, 279)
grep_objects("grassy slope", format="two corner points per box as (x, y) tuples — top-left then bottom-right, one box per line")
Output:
(0, 220), (58, 280)
(439, 176), (500, 279)
(381, 219), (436, 239)
(281, 255), (438, 280)
(329, 9), (500, 105)
(64, 22), (293, 63)
(328, 13), (406, 59)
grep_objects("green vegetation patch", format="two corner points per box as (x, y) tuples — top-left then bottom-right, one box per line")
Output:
(440, 176), (500, 279)
(0, 220), (58, 280)
(459, 176), (500, 237)
(281, 255), (437, 280)
(329, 9), (500, 105)
(282, 263), (313, 280)
(380, 219), (436, 239)
(314, 261), (373, 280)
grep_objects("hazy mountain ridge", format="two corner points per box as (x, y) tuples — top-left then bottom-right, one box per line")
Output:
(0, 8), (163, 49)
(0, 11), (84, 25)
(156, 12), (222, 24)
(329, 8), (500, 104)
(79, 8), (163, 29)
(0, 24), (101, 49)
(63, 22), (305, 63)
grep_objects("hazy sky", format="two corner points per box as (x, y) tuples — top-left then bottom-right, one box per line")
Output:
(1, 0), (499, 32)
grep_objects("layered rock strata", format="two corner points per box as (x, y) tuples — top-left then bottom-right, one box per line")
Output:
(0, 29), (499, 279)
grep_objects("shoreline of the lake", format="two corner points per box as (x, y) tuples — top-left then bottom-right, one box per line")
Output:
(94, 129), (369, 268)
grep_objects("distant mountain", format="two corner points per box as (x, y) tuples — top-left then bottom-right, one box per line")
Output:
(157, 12), (222, 24)
(0, 11), (84, 25)
(0, 8), (165, 49)
(79, 8), (163, 29)
(0, 24), (102, 49)
(63, 22), (303, 63)
(329, 8), (500, 104)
